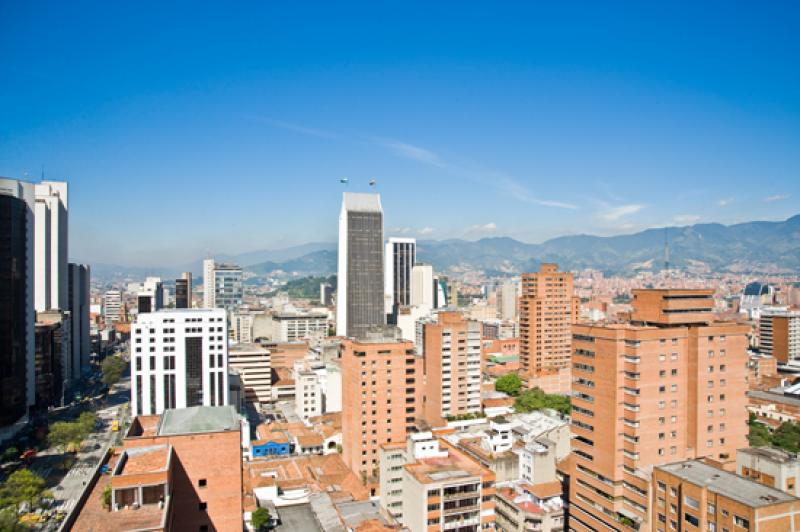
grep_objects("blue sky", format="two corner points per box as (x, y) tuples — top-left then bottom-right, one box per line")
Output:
(1, 1), (798, 266)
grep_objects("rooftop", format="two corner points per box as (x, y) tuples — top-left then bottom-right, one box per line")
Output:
(157, 405), (240, 436)
(657, 460), (798, 507)
(405, 441), (492, 485)
(738, 446), (799, 464)
(118, 444), (170, 475)
(342, 192), (382, 213)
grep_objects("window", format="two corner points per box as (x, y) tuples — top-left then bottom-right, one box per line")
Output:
(198, 479), (207, 487)
(684, 496), (699, 510)
(684, 513), (699, 527)
(199, 502), (207, 511)
(733, 516), (749, 529)
(657, 481), (666, 492)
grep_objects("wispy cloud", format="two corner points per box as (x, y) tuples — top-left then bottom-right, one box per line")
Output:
(465, 222), (498, 236)
(717, 197), (734, 207)
(673, 214), (701, 224)
(380, 140), (447, 168)
(599, 204), (644, 221)
(418, 227), (434, 235)
(764, 194), (789, 203)
(493, 174), (578, 209)
(390, 226), (411, 235)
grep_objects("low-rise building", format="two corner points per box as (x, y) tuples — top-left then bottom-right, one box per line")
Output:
(737, 446), (800, 497)
(653, 460), (800, 532)
(228, 343), (271, 405)
(495, 481), (565, 532)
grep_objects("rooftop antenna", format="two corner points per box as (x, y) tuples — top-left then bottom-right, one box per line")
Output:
(41, 165), (45, 180)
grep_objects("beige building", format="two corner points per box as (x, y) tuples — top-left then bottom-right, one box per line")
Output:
(569, 289), (750, 531)
(495, 481), (565, 532)
(653, 460), (800, 532)
(379, 431), (496, 532)
(341, 328), (423, 495)
(737, 446), (800, 497)
(518, 264), (579, 380)
(421, 311), (483, 426)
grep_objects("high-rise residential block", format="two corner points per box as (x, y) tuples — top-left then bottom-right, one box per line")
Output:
(131, 308), (229, 416)
(336, 193), (385, 338)
(341, 328), (423, 495)
(175, 271), (192, 309)
(385, 237), (416, 314)
(653, 460), (800, 532)
(203, 258), (243, 311)
(410, 263), (435, 310)
(320, 282), (333, 306)
(33, 181), (68, 313)
(759, 307), (800, 365)
(136, 276), (164, 314)
(420, 311), (482, 425)
(519, 263), (579, 378)
(103, 290), (122, 323)
(0, 178), (36, 431)
(568, 289), (750, 532)
(497, 279), (519, 321)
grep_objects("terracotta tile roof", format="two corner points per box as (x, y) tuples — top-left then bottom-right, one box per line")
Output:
(527, 481), (562, 499)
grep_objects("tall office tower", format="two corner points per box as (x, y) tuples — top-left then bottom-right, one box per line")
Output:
(341, 328), (423, 495)
(759, 308), (800, 365)
(336, 193), (385, 338)
(68, 263), (91, 376)
(519, 264), (579, 378)
(203, 258), (243, 311)
(410, 264), (435, 310)
(33, 181), (68, 312)
(568, 289), (750, 532)
(34, 315), (67, 408)
(131, 308), (229, 416)
(175, 272), (192, 309)
(320, 282), (333, 306)
(136, 276), (164, 314)
(103, 290), (122, 323)
(420, 311), (482, 425)
(497, 279), (519, 321)
(385, 237), (416, 314)
(0, 178), (36, 430)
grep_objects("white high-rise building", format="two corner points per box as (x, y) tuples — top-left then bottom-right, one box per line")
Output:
(411, 264), (435, 310)
(336, 193), (385, 338)
(103, 290), (122, 323)
(203, 258), (243, 311)
(497, 279), (519, 321)
(136, 276), (164, 314)
(131, 308), (229, 416)
(385, 237), (416, 314)
(34, 181), (68, 313)
(228, 343), (271, 405)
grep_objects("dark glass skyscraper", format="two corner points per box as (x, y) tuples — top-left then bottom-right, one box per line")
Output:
(336, 193), (385, 338)
(0, 178), (35, 428)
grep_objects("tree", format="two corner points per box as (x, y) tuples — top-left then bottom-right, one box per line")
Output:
(495, 373), (522, 397)
(78, 412), (98, 435)
(0, 509), (23, 531)
(48, 421), (82, 451)
(251, 507), (271, 531)
(514, 388), (571, 415)
(1, 447), (18, 463)
(748, 416), (771, 447)
(771, 422), (800, 452)
(101, 356), (127, 386)
(102, 484), (112, 509)
(0, 469), (48, 512)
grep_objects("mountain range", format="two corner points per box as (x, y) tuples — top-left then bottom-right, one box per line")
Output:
(88, 215), (800, 282)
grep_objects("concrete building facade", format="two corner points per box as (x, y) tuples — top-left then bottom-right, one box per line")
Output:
(385, 237), (416, 315)
(336, 193), (385, 338)
(518, 263), (579, 379)
(131, 308), (229, 416)
(420, 311), (483, 425)
(228, 343), (271, 405)
(341, 329), (423, 495)
(569, 289), (750, 532)
(759, 307), (800, 365)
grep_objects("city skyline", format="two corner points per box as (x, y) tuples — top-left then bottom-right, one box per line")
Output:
(2, 2), (799, 265)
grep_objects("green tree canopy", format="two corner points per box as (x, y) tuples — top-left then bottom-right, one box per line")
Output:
(101, 356), (127, 386)
(771, 422), (800, 452)
(514, 388), (571, 415)
(0, 469), (48, 512)
(495, 373), (522, 397)
(251, 507), (271, 531)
